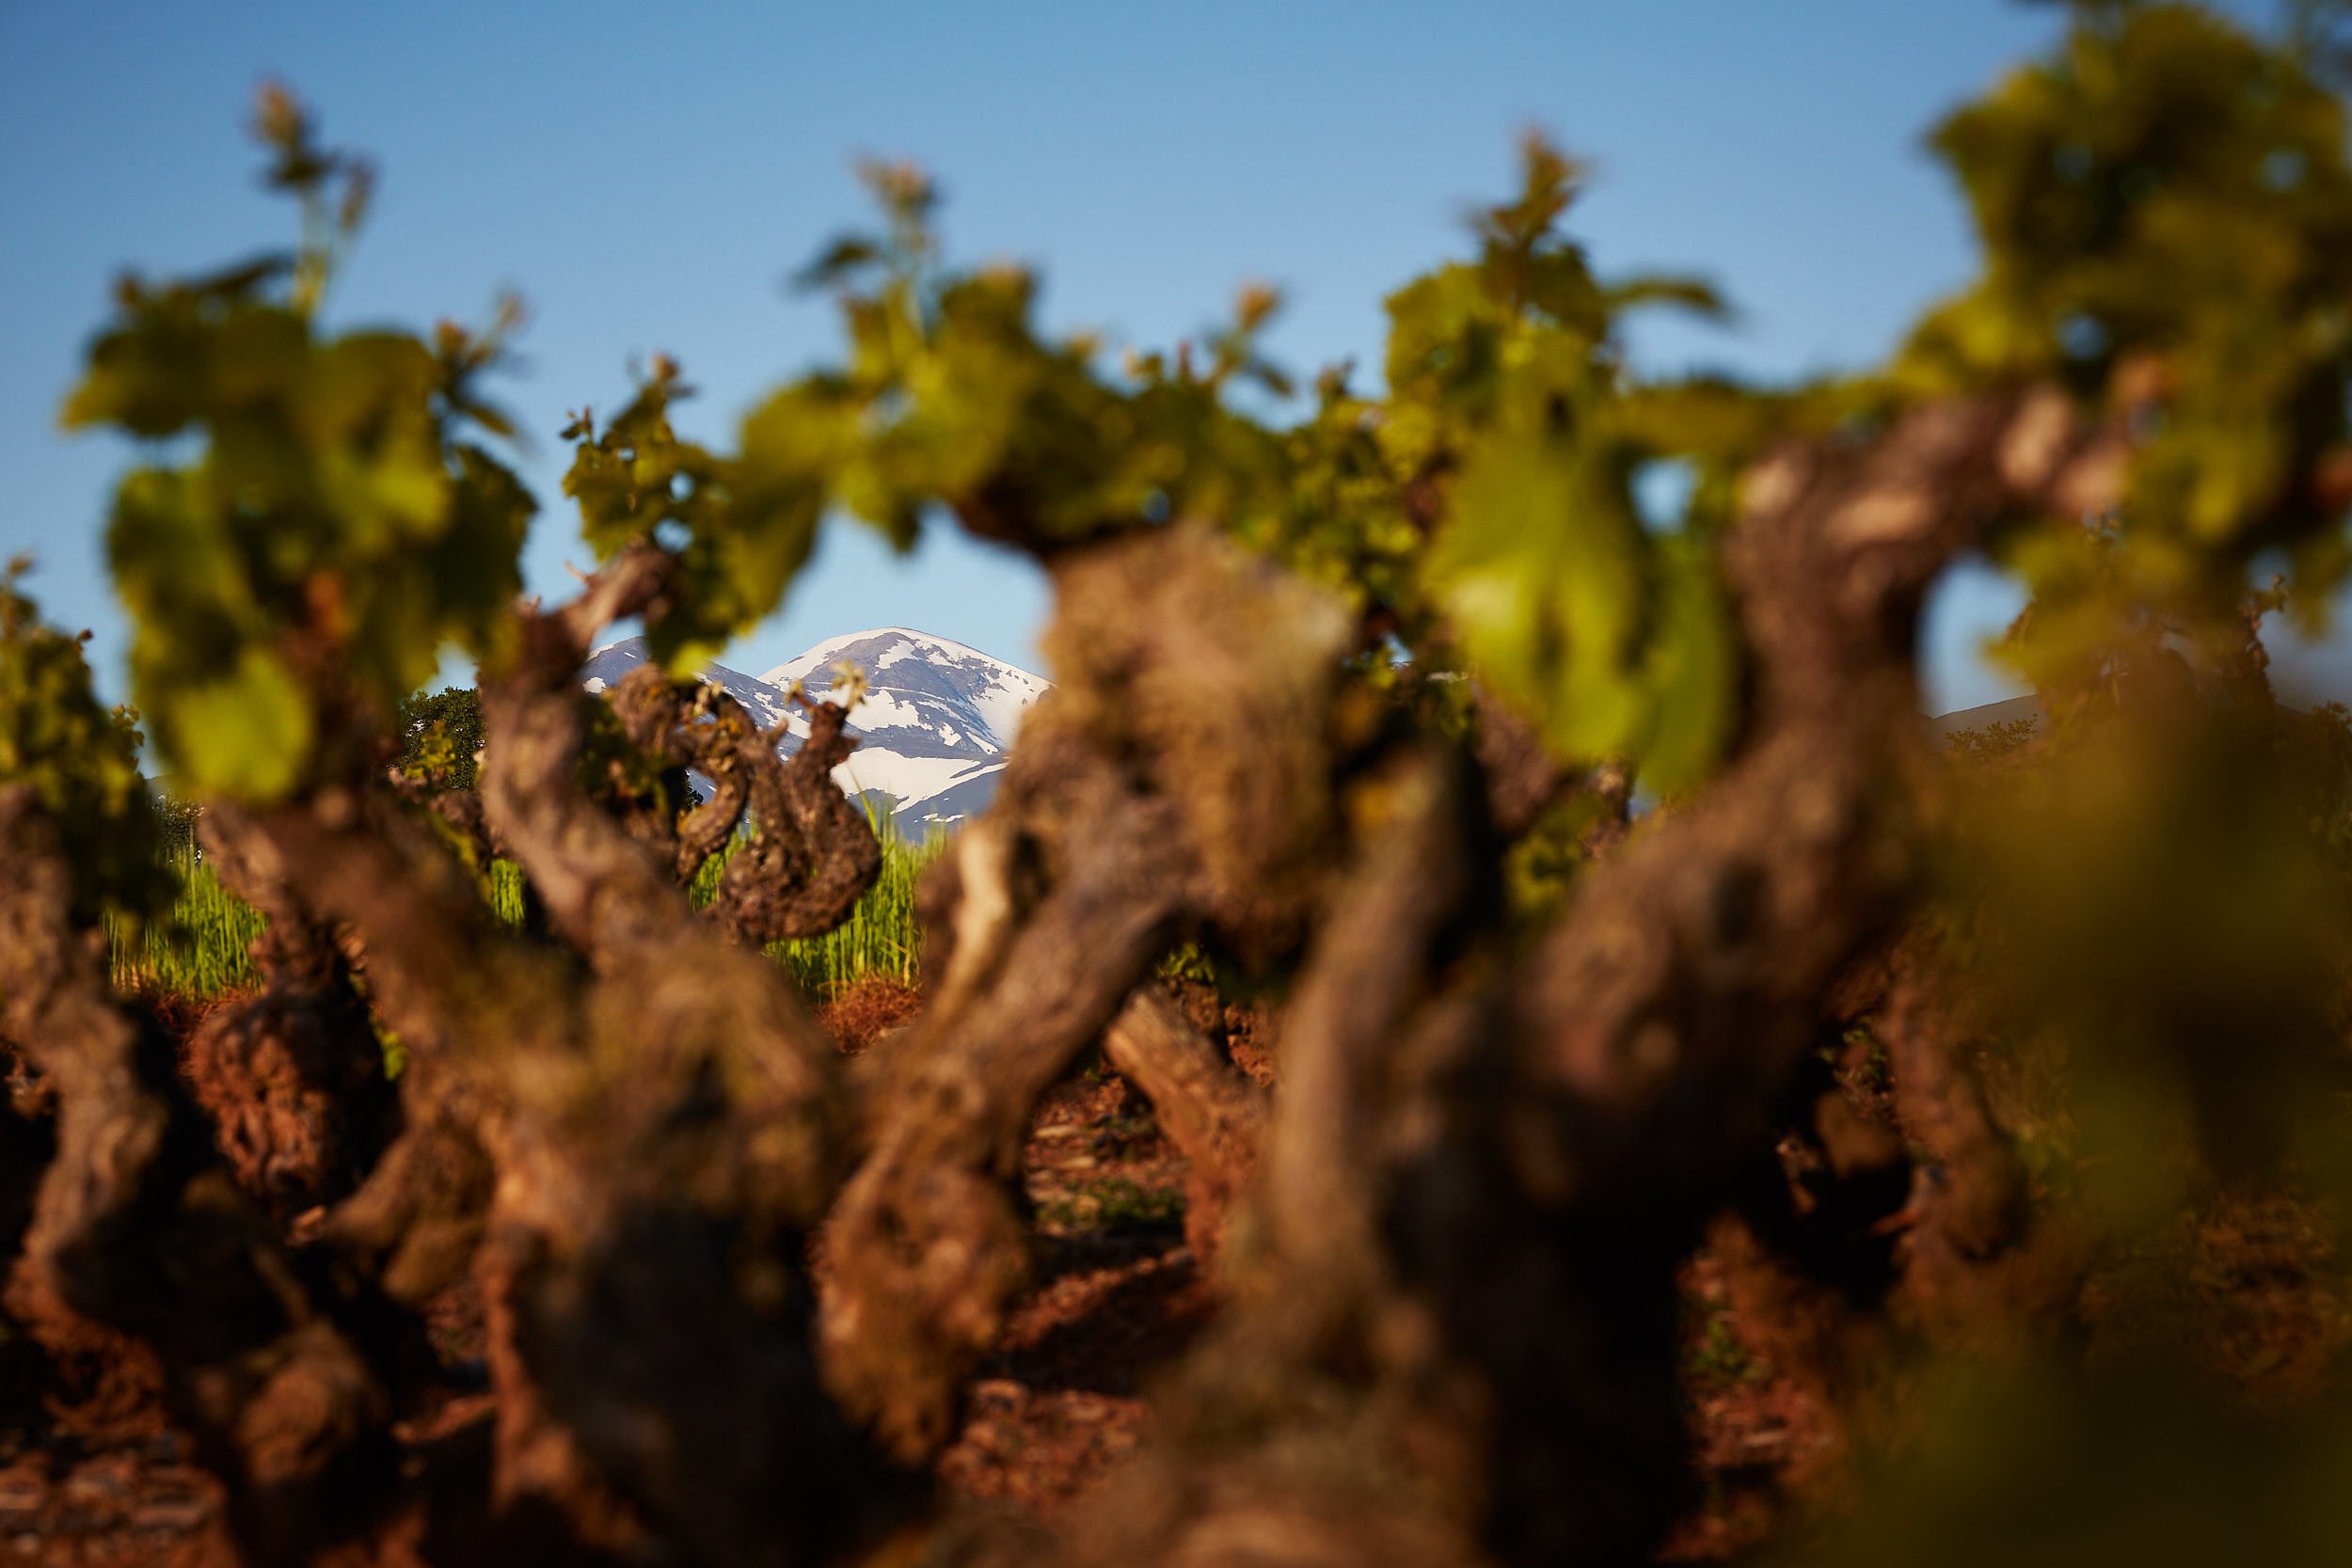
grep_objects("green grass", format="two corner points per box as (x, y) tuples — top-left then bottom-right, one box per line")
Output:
(106, 847), (263, 998)
(764, 826), (936, 994)
(1037, 1176), (1187, 1237)
(716, 812), (941, 995)
(1680, 1304), (1771, 1389)
(110, 811), (941, 1002)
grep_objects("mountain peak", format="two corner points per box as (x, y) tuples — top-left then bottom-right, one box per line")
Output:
(758, 626), (1011, 683)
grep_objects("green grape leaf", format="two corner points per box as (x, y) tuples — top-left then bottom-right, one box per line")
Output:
(1436, 420), (1648, 763)
(169, 646), (313, 800)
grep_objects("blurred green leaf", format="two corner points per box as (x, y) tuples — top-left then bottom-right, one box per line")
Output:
(169, 646), (312, 800)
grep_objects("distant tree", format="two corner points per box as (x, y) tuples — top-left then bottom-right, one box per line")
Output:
(392, 685), (482, 794)
(151, 786), (201, 860)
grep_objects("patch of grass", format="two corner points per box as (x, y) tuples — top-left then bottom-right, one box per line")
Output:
(106, 847), (262, 998)
(1682, 1307), (1771, 1388)
(1039, 1176), (1186, 1237)
(109, 806), (943, 1003)
(758, 819), (941, 996)
(487, 858), (529, 929)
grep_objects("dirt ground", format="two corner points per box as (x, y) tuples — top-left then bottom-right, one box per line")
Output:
(7, 978), (2346, 1564)
(0, 981), (1216, 1564)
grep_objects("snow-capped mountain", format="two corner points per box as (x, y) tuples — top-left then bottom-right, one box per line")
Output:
(580, 628), (1047, 834)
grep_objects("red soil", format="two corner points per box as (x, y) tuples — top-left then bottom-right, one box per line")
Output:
(817, 974), (925, 1053)
(10, 989), (2345, 1563)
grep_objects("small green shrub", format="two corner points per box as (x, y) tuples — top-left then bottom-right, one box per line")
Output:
(1681, 1307), (1770, 1389)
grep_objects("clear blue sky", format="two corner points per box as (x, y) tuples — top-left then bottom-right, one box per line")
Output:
(6, 0), (2333, 710)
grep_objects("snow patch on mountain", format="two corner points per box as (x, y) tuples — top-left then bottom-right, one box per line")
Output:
(580, 627), (1048, 834)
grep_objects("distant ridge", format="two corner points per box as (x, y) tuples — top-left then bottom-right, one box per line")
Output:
(1928, 694), (2042, 741)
